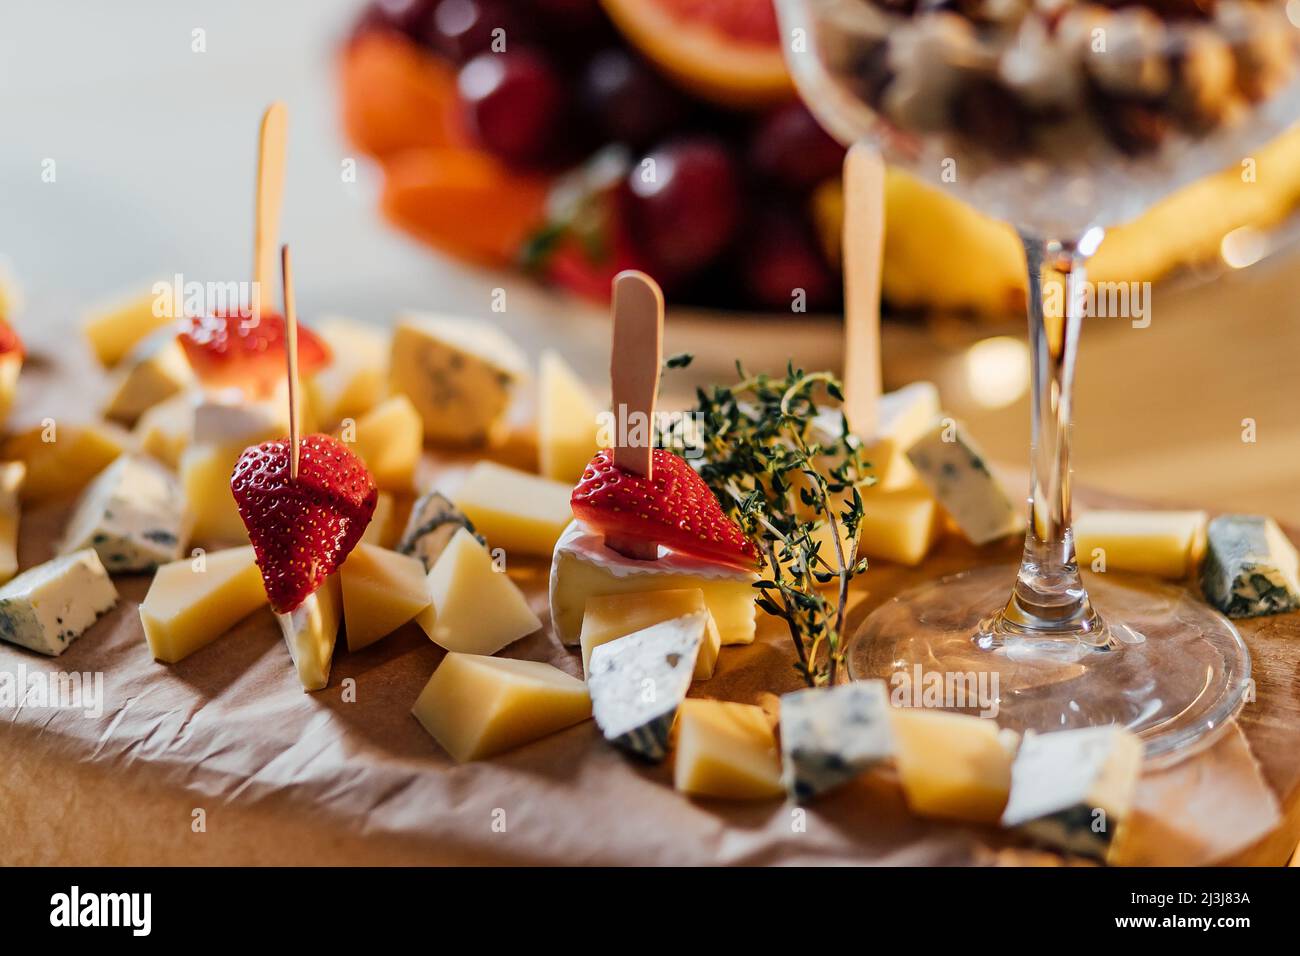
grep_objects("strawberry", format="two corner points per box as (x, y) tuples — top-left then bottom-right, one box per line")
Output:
(571, 448), (757, 568)
(179, 308), (331, 393)
(231, 433), (377, 613)
(0, 320), (23, 359)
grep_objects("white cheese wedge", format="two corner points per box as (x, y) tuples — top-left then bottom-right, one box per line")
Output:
(587, 613), (705, 762)
(60, 454), (189, 572)
(1202, 514), (1300, 618)
(550, 520), (758, 647)
(2, 421), (127, 505)
(82, 284), (176, 367)
(134, 390), (196, 469)
(412, 652), (591, 762)
(397, 489), (478, 570)
(0, 549), (118, 656)
(309, 316), (388, 428)
(418, 527), (541, 654)
(811, 381), (940, 492)
(340, 543), (430, 651)
(579, 588), (720, 679)
(275, 574), (342, 692)
(389, 312), (526, 445)
(102, 336), (195, 425)
(674, 699), (784, 800)
(140, 546), (268, 663)
(1073, 509), (1208, 579)
(191, 389), (290, 447)
(780, 680), (895, 801)
(342, 394), (422, 492)
(906, 419), (1023, 545)
(538, 349), (601, 484)
(0, 352), (21, 431)
(1001, 725), (1143, 862)
(890, 708), (1019, 824)
(454, 461), (573, 557)
(0, 461), (25, 585)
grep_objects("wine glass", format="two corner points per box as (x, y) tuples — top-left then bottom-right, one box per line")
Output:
(776, 0), (1300, 763)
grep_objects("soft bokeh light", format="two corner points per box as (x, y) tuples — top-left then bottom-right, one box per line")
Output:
(1219, 226), (1269, 270)
(1288, 0), (1300, 28)
(963, 335), (1030, 409)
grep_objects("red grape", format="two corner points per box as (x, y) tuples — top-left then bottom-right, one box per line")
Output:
(425, 0), (522, 62)
(458, 49), (566, 166)
(582, 49), (687, 149)
(749, 102), (846, 192)
(739, 206), (837, 311)
(624, 137), (740, 280)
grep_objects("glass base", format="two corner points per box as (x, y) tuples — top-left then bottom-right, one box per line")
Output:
(847, 564), (1251, 767)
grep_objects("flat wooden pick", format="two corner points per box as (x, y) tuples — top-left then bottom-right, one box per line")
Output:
(280, 243), (301, 481)
(254, 101), (288, 319)
(842, 142), (885, 437)
(610, 270), (664, 478)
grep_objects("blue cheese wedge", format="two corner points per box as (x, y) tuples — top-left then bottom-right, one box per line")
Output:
(59, 453), (189, 572)
(1000, 725), (1143, 862)
(586, 612), (706, 762)
(1201, 514), (1300, 619)
(0, 549), (119, 655)
(906, 419), (1023, 545)
(396, 489), (481, 571)
(779, 680), (895, 801)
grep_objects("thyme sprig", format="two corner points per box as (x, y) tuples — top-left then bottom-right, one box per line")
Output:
(661, 357), (874, 687)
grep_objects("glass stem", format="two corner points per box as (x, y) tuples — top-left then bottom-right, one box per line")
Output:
(1000, 234), (1104, 639)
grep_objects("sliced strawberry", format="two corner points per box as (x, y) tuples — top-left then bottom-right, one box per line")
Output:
(231, 433), (377, 613)
(179, 308), (331, 393)
(0, 320), (23, 359)
(571, 448), (757, 568)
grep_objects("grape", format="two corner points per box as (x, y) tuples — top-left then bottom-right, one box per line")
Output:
(625, 137), (741, 280)
(366, 0), (438, 37)
(749, 102), (846, 192)
(425, 0), (522, 62)
(582, 49), (688, 149)
(739, 206), (837, 311)
(458, 49), (567, 166)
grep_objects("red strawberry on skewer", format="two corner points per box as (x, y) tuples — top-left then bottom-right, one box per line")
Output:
(572, 448), (756, 569)
(179, 308), (330, 394)
(231, 433), (377, 613)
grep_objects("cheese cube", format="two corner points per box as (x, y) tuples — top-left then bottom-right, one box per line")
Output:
(309, 316), (388, 428)
(191, 390), (289, 446)
(780, 680), (895, 801)
(550, 520), (758, 647)
(276, 574), (342, 692)
(134, 390), (195, 469)
(140, 546), (268, 663)
(396, 489), (478, 570)
(1202, 514), (1300, 618)
(587, 613), (706, 761)
(82, 285), (176, 367)
(342, 394), (422, 492)
(579, 588), (720, 679)
(674, 699), (783, 800)
(1073, 509), (1208, 579)
(906, 419), (1023, 545)
(412, 652), (591, 762)
(538, 350), (601, 484)
(857, 481), (942, 566)
(417, 527), (541, 654)
(890, 708), (1018, 824)
(60, 454), (189, 572)
(389, 312), (526, 445)
(2, 422), (127, 505)
(360, 490), (395, 547)
(0, 549), (118, 656)
(453, 461), (572, 557)
(340, 543), (430, 651)
(0, 461), (25, 585)
(180, 443), (250, 543)
(0, 353), (21, 431)
(102, 336), (195, 425)
(1001, 725), (1142, 861)
(805, 382), (940, 496)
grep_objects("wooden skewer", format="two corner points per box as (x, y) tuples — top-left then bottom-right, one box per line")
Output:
(842, 142), (885, 438)
(281, 243), (301, 481)
(254, 101), (288, 321)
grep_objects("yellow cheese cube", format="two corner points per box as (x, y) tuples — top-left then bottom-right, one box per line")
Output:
(417, 527), (542, 654)
(890, 708), (1017, 824)
(389, 312), (526, 445)
(858, 483), (943, 566)
(276, 574), (342, 692)
(674, 699), (784, 800)
(82, 285), (177, 367)
(0, 461), (25, 584)
(360, 490), (395, 547)
(309, 316), (388, 428)
(342, 394), (422, 492)
(0, 353), (21, 431)
(579, 589), (721, 679)
(102, 337), (195, 425)
(2, 422), (127, 504)
(1073, 509), (1208, 579)
(180, 443), (250, 544)
(538, 350), (601, 484)
(139, 546), (268, 663)
(412, 652), (591, 762)
(133, 391), (195, 469)
(340, 543), (430, 651)
(455, 461), (573, 557)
